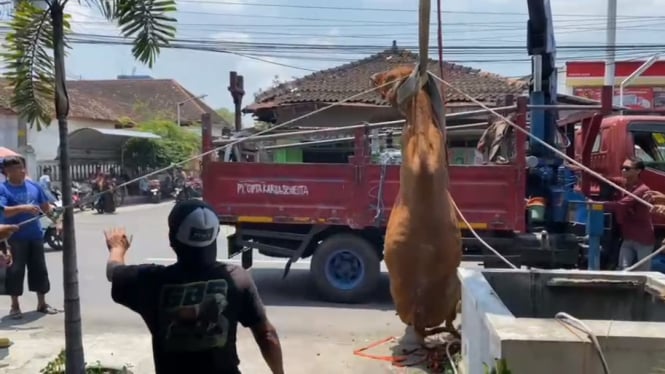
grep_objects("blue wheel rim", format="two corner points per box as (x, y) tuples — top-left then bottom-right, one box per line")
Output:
(324, 249), (365, 290)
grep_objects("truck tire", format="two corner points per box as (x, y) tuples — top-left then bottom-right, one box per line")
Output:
(310, 233), (380, 304)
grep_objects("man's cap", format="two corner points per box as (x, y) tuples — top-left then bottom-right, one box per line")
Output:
(168, 199), (220, 248)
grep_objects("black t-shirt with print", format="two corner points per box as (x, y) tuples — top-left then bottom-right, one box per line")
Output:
(111, 262), (266, 374)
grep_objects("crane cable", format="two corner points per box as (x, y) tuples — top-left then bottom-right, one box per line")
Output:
(429, 0), (518, 270)
(418, 0), (430, 78)
(427, 73), (665, 272)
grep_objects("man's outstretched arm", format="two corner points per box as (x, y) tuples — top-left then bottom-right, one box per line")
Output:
(250, 319), (284, 374)
(105, 227), (130, 282)
(238, 269), (284, 374)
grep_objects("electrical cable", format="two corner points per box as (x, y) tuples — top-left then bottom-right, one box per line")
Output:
(13, 78), (401, 227)
(446, 338), (461, 374)
(624, 244), (665, 272)
(555, 312), (610, 374)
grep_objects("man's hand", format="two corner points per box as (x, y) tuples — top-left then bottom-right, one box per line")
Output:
(0, 251), (12, 267)
(20, 205), (40, 215)
(651, 205), (665, 216)
(0, 225), (18, 241)
(104, 227), (131, 252)
(645, 190), (665, 204)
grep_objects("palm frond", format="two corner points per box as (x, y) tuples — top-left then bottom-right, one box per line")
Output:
(1, 0), (55, 130)
(114, 0), (177, 68)
(78, 0), (115, 20)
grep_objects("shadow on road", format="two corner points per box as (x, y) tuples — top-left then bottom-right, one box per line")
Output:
(0, 311), (47, 330)
(252, 268), (394, 310)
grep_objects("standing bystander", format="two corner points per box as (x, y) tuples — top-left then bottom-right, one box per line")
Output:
(603, 157), (655, 271)
(105, 199), (284, 374)
(0, 157), (58, 318)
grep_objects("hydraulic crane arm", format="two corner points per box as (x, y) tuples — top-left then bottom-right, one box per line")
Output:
(526, 0), (559, 159)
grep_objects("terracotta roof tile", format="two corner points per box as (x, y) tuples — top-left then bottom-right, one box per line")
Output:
(245, 45), (527, 112)
(0, 78), (228, 126)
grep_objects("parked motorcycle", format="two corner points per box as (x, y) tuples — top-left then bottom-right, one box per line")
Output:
(94, 178), (117, 214)
(172, 185), (184, 202)
(75, 182), (95, 211)
(148, 179), (161, 204)
(40, 194), (63, 251)
(71, 181), (85, 210)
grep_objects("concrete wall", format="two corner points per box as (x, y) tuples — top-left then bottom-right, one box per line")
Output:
(459, 268), (665, 374)
(27, 118), (116, 161)
(0, 113), (19, 150)
(272, 103), (491, 128)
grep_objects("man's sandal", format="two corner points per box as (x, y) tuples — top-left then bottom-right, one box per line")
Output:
(8, 308), (22, 320)
(36, 304), (58, 315)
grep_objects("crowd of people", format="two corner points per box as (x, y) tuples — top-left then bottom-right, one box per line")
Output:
(1, 155), (665, 373)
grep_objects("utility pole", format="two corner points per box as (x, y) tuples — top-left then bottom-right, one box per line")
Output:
(604, 0), (617, 87)
(228, 71), (245, 132)
(176, 94), (207, 127)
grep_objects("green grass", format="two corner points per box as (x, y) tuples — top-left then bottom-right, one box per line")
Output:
(40, 349), (131, 374)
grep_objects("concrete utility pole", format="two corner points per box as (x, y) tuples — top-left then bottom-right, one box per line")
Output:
(604, 0), (617, 87)
(228, 71), (245, 132)
(176, 94), (207, 127)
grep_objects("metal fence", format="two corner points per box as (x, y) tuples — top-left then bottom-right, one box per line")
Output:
(37, 161), (122, 183)
(36, 161), (157, 195)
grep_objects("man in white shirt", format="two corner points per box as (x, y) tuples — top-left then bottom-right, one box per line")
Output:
(38, 167), (55, 202)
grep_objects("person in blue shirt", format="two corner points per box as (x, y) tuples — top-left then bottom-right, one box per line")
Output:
(0, 157), (57, 318)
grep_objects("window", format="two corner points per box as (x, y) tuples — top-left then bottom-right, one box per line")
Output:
(591, 133), (602, 152)
(631, 125), (665, 171)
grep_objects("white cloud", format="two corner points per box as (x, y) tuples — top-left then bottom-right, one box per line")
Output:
(179, 0), (247, 14)
(211, 32), (251, 43)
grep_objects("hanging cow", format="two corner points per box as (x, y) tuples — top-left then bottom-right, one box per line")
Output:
(371, 65), (462, 345)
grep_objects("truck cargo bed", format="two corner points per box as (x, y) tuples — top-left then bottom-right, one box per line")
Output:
(203, 161), (525, 233)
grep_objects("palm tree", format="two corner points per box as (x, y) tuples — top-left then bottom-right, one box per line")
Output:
(2, 0), (176, 371)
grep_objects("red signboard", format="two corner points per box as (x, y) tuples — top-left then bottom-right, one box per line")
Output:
(567, 61), (665, 78)
(654, 87), (665, 109)
(572, 86), (654, 109)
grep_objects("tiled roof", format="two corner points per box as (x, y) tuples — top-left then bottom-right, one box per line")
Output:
(0, 78), (228, 126)
(245, 43), (527, 112)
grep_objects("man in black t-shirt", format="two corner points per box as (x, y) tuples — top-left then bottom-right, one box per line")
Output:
(105, 199), (284, 374)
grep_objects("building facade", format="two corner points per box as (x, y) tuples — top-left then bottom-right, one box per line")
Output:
(565, 61), (665, 110)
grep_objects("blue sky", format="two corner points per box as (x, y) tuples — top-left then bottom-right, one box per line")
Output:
(3, 0), (665, 119)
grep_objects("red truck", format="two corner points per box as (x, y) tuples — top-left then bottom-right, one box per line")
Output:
(201, 98), (600, 304)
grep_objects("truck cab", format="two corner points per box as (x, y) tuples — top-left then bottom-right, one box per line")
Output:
(576, 114), (665, 244)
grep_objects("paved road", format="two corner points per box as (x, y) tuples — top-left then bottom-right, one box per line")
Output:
(0, 202), (428, 373)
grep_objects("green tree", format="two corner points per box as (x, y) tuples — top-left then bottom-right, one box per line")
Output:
(3, 0), (176, 372)
(124, 120), (200, 170)
(216, 107), (234, 126)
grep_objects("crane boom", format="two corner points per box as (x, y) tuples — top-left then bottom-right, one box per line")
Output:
(526, 0), (559, 160)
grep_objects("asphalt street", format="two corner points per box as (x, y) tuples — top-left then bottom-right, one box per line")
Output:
(0, 202), (426, 373)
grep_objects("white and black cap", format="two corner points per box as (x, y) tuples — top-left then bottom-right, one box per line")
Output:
(168, 199), (220, 249)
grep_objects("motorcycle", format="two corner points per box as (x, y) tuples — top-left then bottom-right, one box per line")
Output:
(93, 178), (117, 214)
(75, 182), (95, 211)
(40, 192), (63, 251)
(175, 177), (202, 202)
(172, 185), (184, 202)
(148, 179), (161, 204)
(71, 181), (85, 210)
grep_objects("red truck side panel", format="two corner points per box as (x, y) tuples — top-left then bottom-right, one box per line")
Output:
(204, 161), (525, 233)
(361, 165), (523, 231)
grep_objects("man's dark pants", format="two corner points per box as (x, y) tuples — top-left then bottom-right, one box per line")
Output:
(5, 239), (50, 296)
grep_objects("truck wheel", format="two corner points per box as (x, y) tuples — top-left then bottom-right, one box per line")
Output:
(310, 233), (380, 304)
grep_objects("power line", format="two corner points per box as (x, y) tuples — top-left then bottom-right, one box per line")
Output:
(173, 1), (665, 19)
